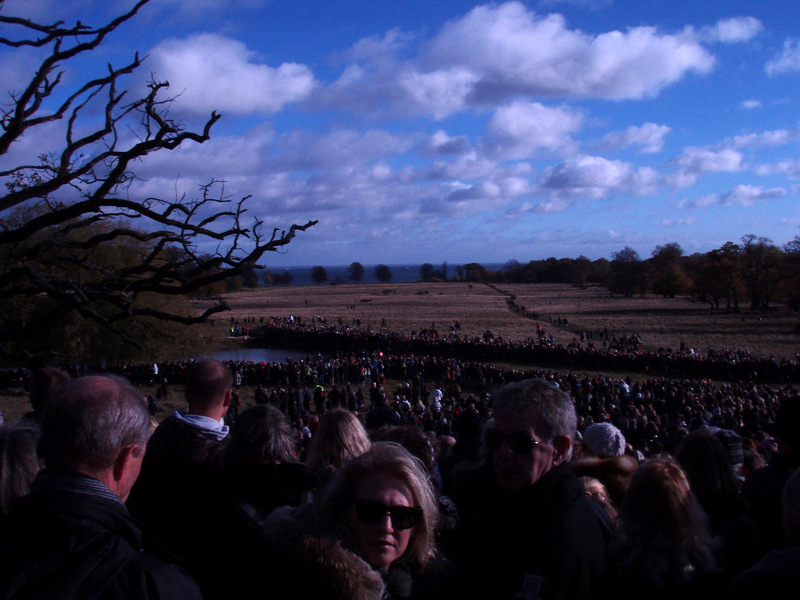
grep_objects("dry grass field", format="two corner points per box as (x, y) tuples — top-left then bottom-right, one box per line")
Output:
(3, 282), (797, 423)
(201, 282), (800, 359)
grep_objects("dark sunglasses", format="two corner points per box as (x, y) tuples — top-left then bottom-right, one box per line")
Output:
(352, 499), (422, 530)
(485, 428), (545, 455)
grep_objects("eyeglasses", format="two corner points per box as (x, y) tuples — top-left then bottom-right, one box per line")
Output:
(485, 428), (545, 455)
(352, 499), (422, 530)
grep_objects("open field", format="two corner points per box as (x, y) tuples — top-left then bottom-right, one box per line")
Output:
(200, 282), (800, 359)
(4, 282), (797, 424)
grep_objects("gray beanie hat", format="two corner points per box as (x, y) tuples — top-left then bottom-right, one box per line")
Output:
(583, 423), (626, 458)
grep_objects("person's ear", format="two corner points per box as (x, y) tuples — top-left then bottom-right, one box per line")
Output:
(552, 436), (571, 465)
(112, 444), (139, 483)
(223, 389), (232, 408)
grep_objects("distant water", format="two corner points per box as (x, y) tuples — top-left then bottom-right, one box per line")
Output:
(212, 347), (321, 363)
(265, 263), (506, 286)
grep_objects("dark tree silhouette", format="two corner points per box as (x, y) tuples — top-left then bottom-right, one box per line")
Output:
(348, 261), (365, 283)
(609, 247), (645, 297)
(374, 264), (392, 283)
(0, 0), (315, 359)
(311, 266), (328, 285)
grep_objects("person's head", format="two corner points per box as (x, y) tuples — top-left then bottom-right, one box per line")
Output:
(306, 408), (371, 473)
(783, 468), (800, 544)
(38, 375), (151, 501)
(488, 378), (576, 490)
(28, 366), (71, 417)
(582, 422), (626, 458)
(619, 457), (713, 564)
(0, 425), (42, 515)
(319, 442), (438, 570)
(579, 475), (618, 522)
(185, 359), (232, 419)
(227, 405), (298, 464)
(675, 428), (744, 515)
(371, 425), (438, 475)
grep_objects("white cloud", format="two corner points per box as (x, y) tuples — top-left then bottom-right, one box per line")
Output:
(146, 33), (315, 115)
(398, 68), (478, 120)
(671, 147), (743, 175)
(719, 184), (785, 205)
(724, 129), (798, 150)
(704, 17), (763, 43)
(679, 185), (785, 209)
(740, 99), (762, 110)
(424, 2), (715, 101)
(483, 102), (583, 159)
(766, 39), (800, 76)
(598, 122), (671, 154)
(755, 159), (800, 179)
(537, 154), (655, 200)
(422, 130), (473, 157)
(320, 1), (715, 119)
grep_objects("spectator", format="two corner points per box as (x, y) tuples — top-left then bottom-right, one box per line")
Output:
(127, 358), (232, 593)
(603, 457), (720, 599)
(448, 378), (607, 599)
(0, 375), (201, 599)
(240, 442), (443, 600)
(306, 408), (371, 484)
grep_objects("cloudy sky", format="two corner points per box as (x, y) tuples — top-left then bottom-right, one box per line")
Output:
(2, 0), (800, 267)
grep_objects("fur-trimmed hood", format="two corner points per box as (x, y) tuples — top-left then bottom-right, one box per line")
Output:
(258, 505), (386, 600)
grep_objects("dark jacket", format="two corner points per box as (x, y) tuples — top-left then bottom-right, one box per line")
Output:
(0, 470), (201, 600)
(126, 414), (228, 595)
(448, 461), (606, 600)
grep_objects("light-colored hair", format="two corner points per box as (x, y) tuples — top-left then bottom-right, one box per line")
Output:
(306, 409), (371, 473)
(319, 442), (439, 567)
(491, 378), (577, 442)
(227, 405), (298, 464)
(39, 375), (151, 473)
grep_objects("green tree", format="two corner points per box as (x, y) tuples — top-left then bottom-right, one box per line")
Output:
(348, 261), (365, 283)
(694, 242), (743, 310)
(741, 234), (782, 310)
(783, 237), (800, 311)
(374, 264), (392, 282)
(311, 266), (328, 285)
(649, 243), (689, 298)
(609, 247), (645, 296)
(0, 1), (315, 361)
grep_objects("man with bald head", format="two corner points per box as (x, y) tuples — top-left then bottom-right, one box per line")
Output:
(0, 375), (201, 599)
(127, 358), (233, 594)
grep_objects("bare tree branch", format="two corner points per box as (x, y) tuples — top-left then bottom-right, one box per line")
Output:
(0, 0), (316, 361)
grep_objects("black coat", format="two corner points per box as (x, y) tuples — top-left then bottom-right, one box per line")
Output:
(0, 473), (201, 600)
(448, 461), (607, 600)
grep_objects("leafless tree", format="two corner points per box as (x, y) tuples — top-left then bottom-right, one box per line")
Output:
(0, 0), (316, 358)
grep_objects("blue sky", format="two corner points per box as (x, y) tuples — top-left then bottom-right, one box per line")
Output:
(2, 0), (799, 267)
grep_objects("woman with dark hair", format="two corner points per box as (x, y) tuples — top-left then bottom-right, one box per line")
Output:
(241, 442), (443, 600)
(675, 428), (760, 579)
(206, 405), (320, 599)
(0, 425), (42, 524)
(604, 456), (721, 599)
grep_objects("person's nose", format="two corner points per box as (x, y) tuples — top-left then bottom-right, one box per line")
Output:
(378, 512), (394, 533)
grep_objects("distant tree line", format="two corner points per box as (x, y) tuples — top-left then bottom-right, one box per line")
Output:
(207, 233), (800, 313)
(454, 234), (800, 312)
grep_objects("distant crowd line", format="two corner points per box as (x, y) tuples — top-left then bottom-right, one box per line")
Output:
(249, 314), (800, 383)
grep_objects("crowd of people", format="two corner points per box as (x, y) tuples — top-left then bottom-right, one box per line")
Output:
(0, 352), (798, 598)
(253, 315), (800, 383)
